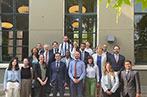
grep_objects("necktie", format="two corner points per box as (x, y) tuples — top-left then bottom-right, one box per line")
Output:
(46, 52), (48, 64)
(126, 71), (130, 80)
(57, 62), (59, 71)
(74, 60), (78, 78)
(115, 54), (118, 63)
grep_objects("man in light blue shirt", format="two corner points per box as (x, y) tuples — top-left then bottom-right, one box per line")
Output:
(68, 51), (85, 97)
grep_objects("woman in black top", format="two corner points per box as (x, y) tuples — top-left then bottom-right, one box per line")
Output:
(21, 58), (33, 97)
(34, 54), (48, 97)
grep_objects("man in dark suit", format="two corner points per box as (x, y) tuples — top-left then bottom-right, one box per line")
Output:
(36, 43), (44, 55)
(79, 43), (89, 65)
(108, 45), (125, 97)
(121, 60), (141, 97)
(108, 45), (125, 74)
(43, 44), (55, 96)
(102, 43), (112, 62)
(43, 44), (55, 66)
(59, 36), (72, 58)
(49, 41), (59, 55)
(50, 53), (67, 97)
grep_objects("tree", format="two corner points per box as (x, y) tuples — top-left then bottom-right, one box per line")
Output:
(99, 0), (147, 23)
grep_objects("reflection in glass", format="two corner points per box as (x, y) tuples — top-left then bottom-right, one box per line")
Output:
(2, 47), (13, 61)
(16, 47), (28, 61)
(1, 0), (13, 13)
(82, 0), (96, 13)
(16, 15), (28, 30)
(66, 0), (79, 14)
(134, 0), (147, 12)
(134, 14), (147, 63)
(2, 31), (13, 46)
(16, 0), (29, 13)
(1, 15), (13, 30)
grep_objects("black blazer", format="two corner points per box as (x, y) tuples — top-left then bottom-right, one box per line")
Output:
(50, 61), (67, 85)
(106, 52), (112, 62)
(38, 50), (44, 55)
(108, 54), (125, 72)
(49, 48), (59, 55)
(79, 51), (89, 65)
(34, 63), (48, 87)
(44, 51), (55, 66)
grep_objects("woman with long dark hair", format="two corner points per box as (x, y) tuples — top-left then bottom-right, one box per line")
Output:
(28, 47), (39, 97)
(85, 56), (99, 97)
(101, 62), (119, 97)
(3, 57), (21, 97)
(34, 54), (48, 97)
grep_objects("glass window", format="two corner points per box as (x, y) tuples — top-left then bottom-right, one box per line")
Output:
(65, 0), (97, 48)
(134, 1), (147, 64)
(1, 0), (13, 13)
(0, 0), (29, 62)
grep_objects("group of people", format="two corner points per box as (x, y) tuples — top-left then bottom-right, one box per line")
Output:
(3, 35), (141, 97)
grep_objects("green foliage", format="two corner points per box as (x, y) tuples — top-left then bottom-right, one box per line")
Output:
(99, 0), (147, 23)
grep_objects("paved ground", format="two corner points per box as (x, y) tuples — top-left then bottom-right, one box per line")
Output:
(0, 84), (147, 97)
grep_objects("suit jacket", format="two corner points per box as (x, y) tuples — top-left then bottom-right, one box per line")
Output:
(61, 57), (73, 70)
(105, 52), (112, 62)
(49, 48), (59, 55)
(92, 53), (107, 72)
(44, 51), (55, 66)
(101, 72), (119, 93)
(34, 63), (48, 87)
(108, 54), (125, 72)
(121, 70), (141, 97)
(79, 50), (89, 65)
(50, 61), (67, 85)
(38, 50), (44, 55)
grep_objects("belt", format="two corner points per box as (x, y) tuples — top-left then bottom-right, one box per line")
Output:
(7, 80), (19, 83)
(73, 77), (80, 79)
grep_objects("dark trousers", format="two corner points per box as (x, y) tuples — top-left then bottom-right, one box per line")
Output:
(124, 94), (130, 97)
(52, 81), (65, 97)
(70, 79), (83, 97)
(34, 85), (47, 97)
(103, 89), (119, 97)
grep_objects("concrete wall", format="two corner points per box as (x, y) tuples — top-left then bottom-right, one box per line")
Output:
(29, 0), (64, 54)
(98, 1), (134, 63)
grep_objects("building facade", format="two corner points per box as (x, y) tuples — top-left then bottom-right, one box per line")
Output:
(0, 0), (147, 86)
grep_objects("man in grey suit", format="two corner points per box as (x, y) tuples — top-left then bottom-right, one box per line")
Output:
(121, 60), (141, 97)
(61, 50), (73, 86)
(61, 50), (73, 70)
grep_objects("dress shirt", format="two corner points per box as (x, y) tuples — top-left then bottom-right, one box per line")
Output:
(4, 69), (21, 89)
(85, 48), (93, 55)
(59, 42), (72, 57)
(68, 59), (85, 80)
(56, 61), (60, 68)
(44, 51), (49, 64)
(126, 69), (131, 80)
(86, 64), (99, 82)
(65, 58), (70, 69)
(114, 53), (119, 61)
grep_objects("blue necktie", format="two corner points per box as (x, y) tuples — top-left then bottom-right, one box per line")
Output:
(126, 71), (130, 80)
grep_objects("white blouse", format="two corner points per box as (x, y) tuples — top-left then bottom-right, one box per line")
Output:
(86, 64), (99, 82)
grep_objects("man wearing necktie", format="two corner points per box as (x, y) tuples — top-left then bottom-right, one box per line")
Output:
(59, 36), (72, 58)
(50, 53), (67, 97)
(49, 41), (59, 55)
(79, 43), (89, 65)
(107, 45), (125, 97)
(68, 51), (85, 97)
(120, 60), (141, 97)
